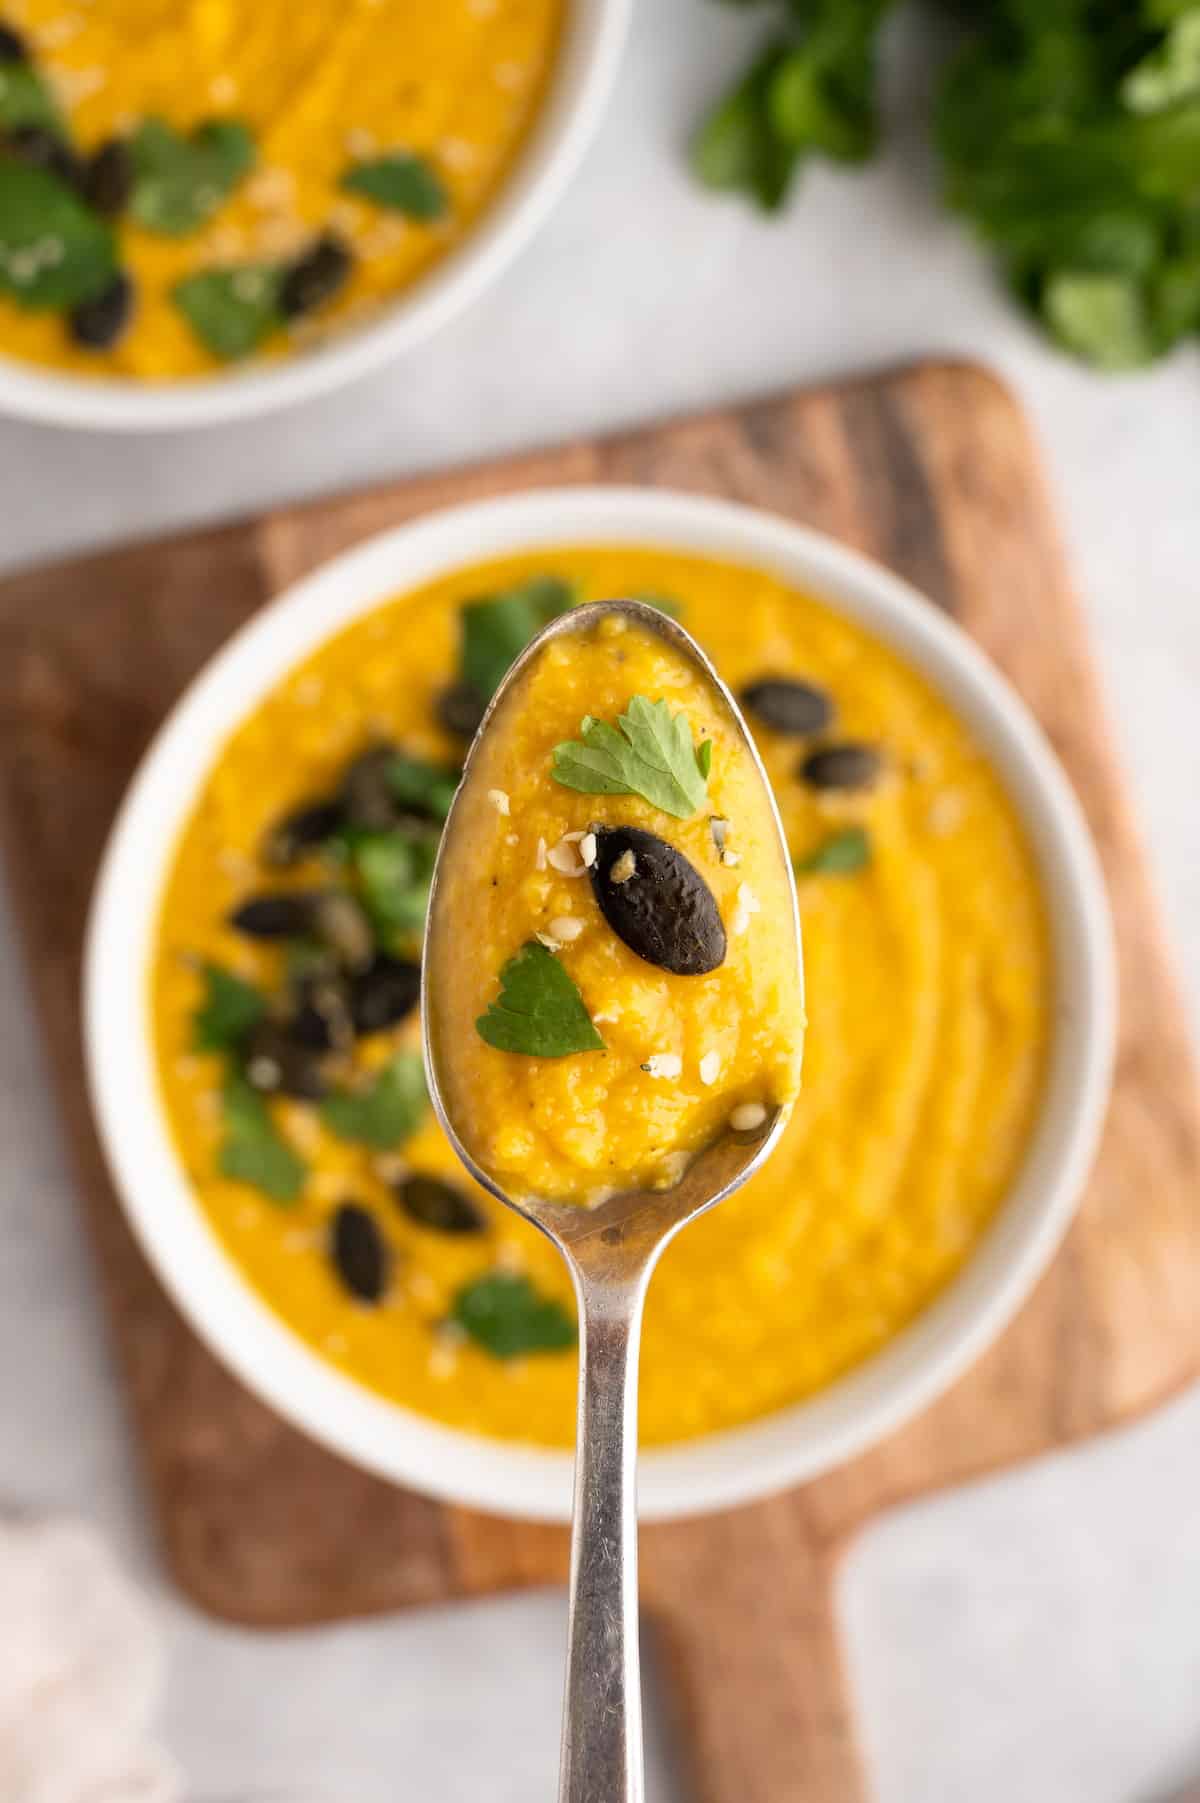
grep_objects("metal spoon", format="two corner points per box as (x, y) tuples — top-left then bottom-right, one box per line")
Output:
(423, 600), (803, 1803)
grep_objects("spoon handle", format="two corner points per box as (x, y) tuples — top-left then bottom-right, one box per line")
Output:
(558, 1272), (649, 1803)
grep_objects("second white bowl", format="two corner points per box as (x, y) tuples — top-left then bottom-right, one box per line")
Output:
(0, 0), (629, 432)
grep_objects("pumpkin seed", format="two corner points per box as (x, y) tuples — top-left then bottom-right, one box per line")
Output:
(436, 679), (486, 740)
(279, 230), (352, 319)
(589, 825), (726, 976)
(261, 797), (343, 866)
(799, 743), (882, 792)
(229, 891), (319, 938)
(339, 744), (400, 831)
(348, 953), (421, 1035)
(82, 136), (133, 216)
(241, 1019), (328, 1100)
(330, 1202), (390, 1303)
(68, 269), (133, 348)
(229, 887), (373, 967)
(396, 1174), (486, 1235)
(742, 677), (834, 736)
(0, 22), (29, 60)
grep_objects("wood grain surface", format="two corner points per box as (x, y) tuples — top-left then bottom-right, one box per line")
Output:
(1, 361), (1197, 1803)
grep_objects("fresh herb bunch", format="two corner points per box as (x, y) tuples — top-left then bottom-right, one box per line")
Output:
(692, 0), (1200, 369)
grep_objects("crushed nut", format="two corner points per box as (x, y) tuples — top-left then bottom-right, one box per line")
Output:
(730, 1102), (768, 1132)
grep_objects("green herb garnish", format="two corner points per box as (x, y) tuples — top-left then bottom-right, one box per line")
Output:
(1041, 272), (1157, 372)
(321, 1051), (428, 1149)
(476, 941), (604, 1058)
(0, 60), (62, 133)
(451, 1272), (576, 1359)
(386, 753), (460, 821)
(192, 961), (265, 1052)
(692, 1), (1200, 370)
(794, 825), (871, 876)
(349, 828), (437, 945)
(172, 263), (282, 359)
(692, 4), (885, 214)
(341, 151), (448, 220)
(460, 576), (579, 703)
(0, 161), (116, 309)
(129, 117), (254, 235)
(551, 695), (712, 819)
(217, 1071), (306, 1203)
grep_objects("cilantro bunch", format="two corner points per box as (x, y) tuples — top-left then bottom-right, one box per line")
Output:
(692, 0), (1200, 369)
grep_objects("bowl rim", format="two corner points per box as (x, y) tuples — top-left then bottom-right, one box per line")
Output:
(83, 485), (1117, 1522)
(0, 0), (629, 433)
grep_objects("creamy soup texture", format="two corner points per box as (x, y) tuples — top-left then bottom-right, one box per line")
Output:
(152, 548), (1049, 1446)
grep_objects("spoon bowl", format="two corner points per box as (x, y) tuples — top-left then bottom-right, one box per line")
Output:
(423, 599), (802, 1803)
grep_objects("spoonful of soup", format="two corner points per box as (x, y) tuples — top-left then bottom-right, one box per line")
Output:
(423, 599), (803, 1803)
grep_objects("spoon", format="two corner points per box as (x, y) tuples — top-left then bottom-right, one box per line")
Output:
(423, 600), (803, 1803)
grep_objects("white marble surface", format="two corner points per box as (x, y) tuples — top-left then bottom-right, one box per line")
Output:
(1, 5), (1198, 1799)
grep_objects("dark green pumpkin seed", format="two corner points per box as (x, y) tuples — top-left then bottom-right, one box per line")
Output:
(799, 743), (882, 792)
(349, 953), (421, 1035)
(82, 136), (133, 216)
(0, 22), (29, 60)
(589, 825), (726, 976)
(242, 1019), (328, 1100)
(331, 1202), (390, 1303)
(396, 1174), (486, 1235)
(436, 680), (486, 739)
(742, 677), (834, 736)
(340, 743), (400, 830)
(229, 891), (319, 938)
(68, 269), (133, 348)
(261, 797), (344, 866)
(279, 231), (352, 319)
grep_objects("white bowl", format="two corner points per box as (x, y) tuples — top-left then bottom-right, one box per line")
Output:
(0, 0), (628, 432)
(84, 488), (1116, 1521)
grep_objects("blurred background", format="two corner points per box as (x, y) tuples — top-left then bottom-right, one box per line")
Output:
(2, 3), (1198, 1799)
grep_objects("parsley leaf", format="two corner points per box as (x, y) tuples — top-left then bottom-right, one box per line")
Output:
(692, 2), (887, 213)
(1122, 14), (1200, 117)
(0, 61), (62, 133)
(460, 576), (579, 702)
(692, 2), (1200, 370)
(451, 1272), (576, 1359)
(192, 961), (266, 1051)
(217, 1071), (306, 1203)
(692, 43), (799, 212)
(551, 695), (712, 819)
(794, 825), (871, 876)
(0, 161), (116, 309)
(349, 828), (437, 946)
(476, 941), (604, 1058)
(129, 117), (255, 235)
(386, 752), (459, 821)
(172, 264), (283, 359)
(321, 1051), (428, 1148)
(1042, 271), (1158, 370)
(341, 151), (448, 220)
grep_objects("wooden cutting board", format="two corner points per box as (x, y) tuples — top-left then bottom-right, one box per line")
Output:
(1, 360), (1197, 1803)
